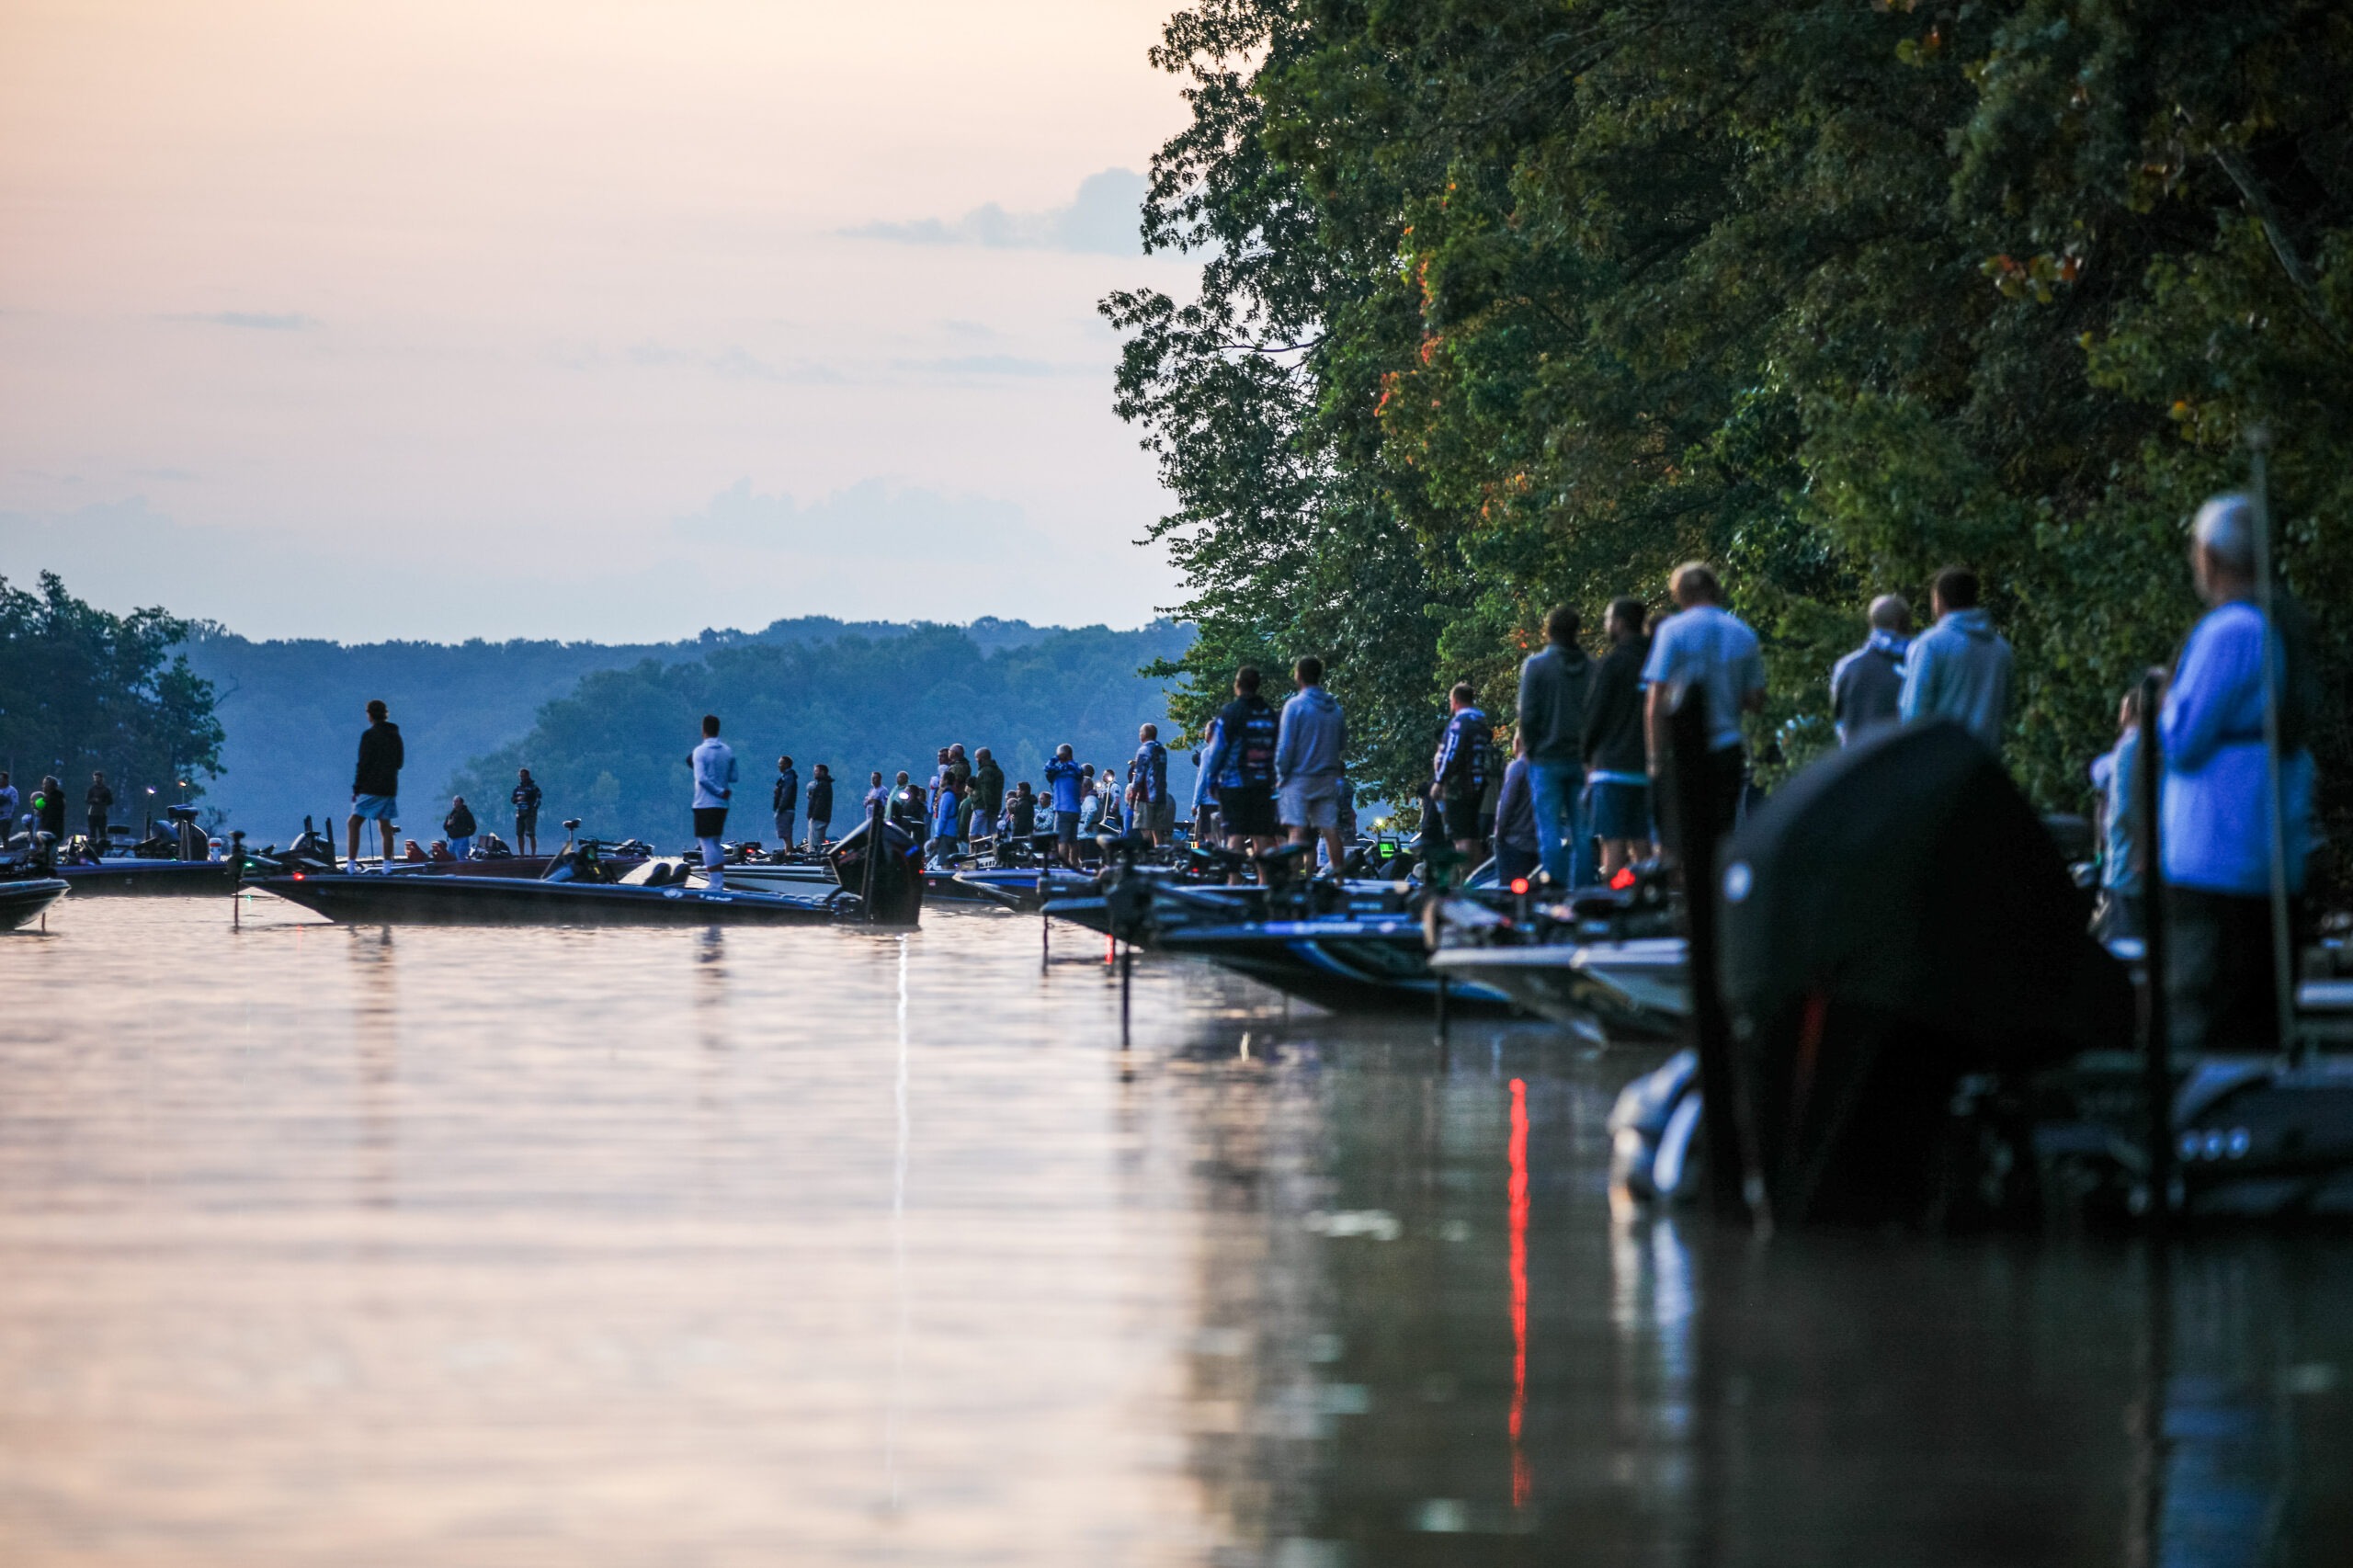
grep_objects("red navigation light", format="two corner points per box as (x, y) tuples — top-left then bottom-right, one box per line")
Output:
(291, 871), (304, 881)
(1508, 878), (1530, 895)
(1609, 867), (1636, 891)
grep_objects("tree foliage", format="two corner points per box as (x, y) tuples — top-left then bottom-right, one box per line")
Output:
(0, 572), (223, 811)
(1108, 0), (2353, 837)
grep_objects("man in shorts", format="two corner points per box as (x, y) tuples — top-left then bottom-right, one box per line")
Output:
(689, 713), (736, 890)
(1205, 667), (1282, 861)
(511, 767), (542, 855)
(1128, 723), (1174, 847)
(1043, 744), (1086, 868)
(1431, 680), (1495, 863)
(1275, 655), (1347, 874)
(347, 698), (404, 872)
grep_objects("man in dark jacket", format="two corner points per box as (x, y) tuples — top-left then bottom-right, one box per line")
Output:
(1517, 605), (1594, 887)
(1432, 681), (1495, 862)
(803, 764), (835, 850)
(1582, 597), (1654, 879)
(443, 796), (477, 858)
(511, 767), (542, 855)
(85, 771), (115, 848)
(772, 756), (800, 847)
(1830, 595), (1912, 745)
(971, 748), (1006, 837)
(1203, 667), (1283, 856)
(347, 699), (404, 871)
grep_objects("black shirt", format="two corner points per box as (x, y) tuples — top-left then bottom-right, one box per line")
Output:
(1583, 638), (1650, 776)
(354, 721), (404, 796)
(805, 776), (834, 821)
(772, 767), (799, 812)
(86, 782), (114, 815)
(445, 802), (477, 837)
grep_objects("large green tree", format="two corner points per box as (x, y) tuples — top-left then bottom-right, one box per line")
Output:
(1109, 0), (2353, 850)
(0, 572), (223, 822)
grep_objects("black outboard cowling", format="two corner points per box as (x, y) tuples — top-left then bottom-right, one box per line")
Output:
(1716, 721), (2132, 1224)
(827, 816), (925, 926)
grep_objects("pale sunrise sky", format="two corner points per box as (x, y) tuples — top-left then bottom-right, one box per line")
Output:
(0, 0), (1199, 641)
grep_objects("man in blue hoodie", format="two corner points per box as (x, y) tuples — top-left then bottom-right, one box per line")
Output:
(689, 713), (737, 890)
(1043, 744), (1086, 869)
(1898, 567), (2013, 755)
(1276, 655), (1348, 873)
(2161, 494), (2319, 1051)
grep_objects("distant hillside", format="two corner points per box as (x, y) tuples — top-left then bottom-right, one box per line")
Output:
(178, 616), (1189, 843)
(449, 621), (1199, 844)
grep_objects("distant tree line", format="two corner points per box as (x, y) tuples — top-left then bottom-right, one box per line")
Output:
(1107, 0), (2353, 849)
(448, 621), (1195, 843)
(0, 572), (222, 824)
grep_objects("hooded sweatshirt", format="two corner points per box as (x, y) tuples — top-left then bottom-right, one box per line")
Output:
(1897, 608), (2014, 754)
(1516, 643), (1593, 767)
(1275, 686), (1347, 786)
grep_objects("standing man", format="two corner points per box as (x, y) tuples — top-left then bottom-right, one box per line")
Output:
(34, 777), (65, 843)
(511, 767), (542, 856)
(772, 755), (800, 850)
(1516, 605), (1594, 888)
(443, 796), (477, 859)
(1189, 713), (1224, 846)
(347, 699), (404, 873)
(1830, 595), (1913, 745)
(1131, 723), (1172, 847)
(972, 748), (1006, 841)
(1275, 656), (1348, 875)
(2161, 494), (2319, 1051)
(1585, 597), (1654, 878)
(0, 772), (17, 840)
(1206, 667), (1282, 858)
(85, 770), (115, 849)
(1492, 735), (1540, 887)
(1642, 563), (1766, 856)
(1898, 567), (2013, 754)
(804, 764), (835, 851)
(1431, 681), (1495, 864)
(690, 714), (736, 890)
(1044, 745), (1086, 869)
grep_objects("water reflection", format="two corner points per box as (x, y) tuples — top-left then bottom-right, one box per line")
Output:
(0, 903), (2348, 1564)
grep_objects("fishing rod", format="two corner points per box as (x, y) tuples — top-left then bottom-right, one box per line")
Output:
(2245, 426), (2299, 1060)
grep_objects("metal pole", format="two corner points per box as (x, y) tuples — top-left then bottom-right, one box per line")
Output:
(2137, 670), (2172, 1233)
(1671, 684), (1752, 1225)
(1120, 940), (1132, 1047)
(2245, 429), (2299, 1059)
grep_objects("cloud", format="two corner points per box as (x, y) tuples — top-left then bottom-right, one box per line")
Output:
(674, 479), (1039, 562)
(624, 342), (844, 384)
(174, 312), (317, 331)
(891, 354), (1063, 378)
(846, 167), (1148, 256)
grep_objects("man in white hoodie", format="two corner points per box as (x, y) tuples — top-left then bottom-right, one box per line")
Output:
(690, 713), (737, 890)
(1276, 655), (1348, 874)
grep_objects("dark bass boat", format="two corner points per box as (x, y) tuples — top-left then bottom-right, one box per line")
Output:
(253, 812), (924, 927)
(59, 857), (241, 897)
(1, 875), (70, 931)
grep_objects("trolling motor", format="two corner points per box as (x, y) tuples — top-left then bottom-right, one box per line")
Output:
(541, 820), (621, 884)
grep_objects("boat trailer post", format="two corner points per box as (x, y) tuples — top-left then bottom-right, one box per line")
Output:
(1120, 940), (1133, 1048)
(860, 794), (884, 921)
(1669, 684), (1754, 1227)
(2136, 669), (2173, 1232)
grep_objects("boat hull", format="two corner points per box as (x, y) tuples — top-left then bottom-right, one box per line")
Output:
(252, 872), (867, 926)
(1428, 939), (1688, 1040)
(59, 859), (242, 897)
(1, 879), (70, 930)
(1159, 919), (1515, 1015)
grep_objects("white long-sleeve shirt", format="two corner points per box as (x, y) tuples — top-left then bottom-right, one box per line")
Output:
(691, 737), (738, 810)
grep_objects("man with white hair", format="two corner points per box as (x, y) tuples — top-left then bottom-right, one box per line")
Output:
(1830, 594), (1912, 744)
(1899, 566), (2013, 753)
(2160, 493), (2319, 1051)
(1643, 562), (1766, 853)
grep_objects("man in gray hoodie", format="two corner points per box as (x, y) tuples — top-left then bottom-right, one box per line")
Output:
(1516, 604), (1594, 887)
(1898, 566), (2013, 755)
(1276, 655), (1348, 873)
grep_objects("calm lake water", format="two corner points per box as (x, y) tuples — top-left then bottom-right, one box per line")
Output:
(3, 894), (2351, 1566)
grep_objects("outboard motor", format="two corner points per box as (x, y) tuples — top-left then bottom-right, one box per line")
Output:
(1712, 721), (2132, 1226)
(827, 811), (924, 926)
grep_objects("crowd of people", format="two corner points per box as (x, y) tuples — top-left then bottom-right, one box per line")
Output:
(306, 492), (2306, 1051)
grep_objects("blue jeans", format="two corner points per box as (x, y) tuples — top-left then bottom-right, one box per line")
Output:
(1527, 762), (1591, 889)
